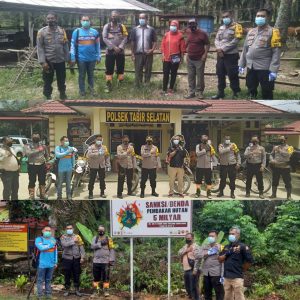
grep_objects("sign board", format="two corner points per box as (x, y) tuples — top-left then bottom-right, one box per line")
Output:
(111, 200), (192, 237)
(106, 111), (170, 124)
(0, 223), (28, 252)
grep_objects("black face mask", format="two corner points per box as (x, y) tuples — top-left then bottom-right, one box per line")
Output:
(32, 138), (40, 143)
(123, 141), (129, 145)
(202, 140), (208, 144)
(190, 25), (197, 32)
(147, 141), (152, 145)
(186, 239), (192, 244)
(98, 231), (105, 236)
(111, 18), (119, 23)
(280, 140), (285, 144)
(252, 140), (258, 145)
(48, 20), (57, 27)
(6, 142), (13, 147)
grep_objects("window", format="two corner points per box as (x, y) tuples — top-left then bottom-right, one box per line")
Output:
(22, 139), (28, 144)
(12, 139), (20, 144)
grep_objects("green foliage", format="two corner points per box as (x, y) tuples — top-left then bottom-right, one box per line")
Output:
(14, 275), (28, 293)
(251, 282), (275, 297)
(76, 222), (95, 245)
(276, 275), (300, 288)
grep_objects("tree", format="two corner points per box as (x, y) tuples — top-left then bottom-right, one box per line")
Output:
(275, 0), (292, 45)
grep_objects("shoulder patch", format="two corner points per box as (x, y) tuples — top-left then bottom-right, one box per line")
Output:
(235, 23), (243, 38)
(271, 28), (282, 47)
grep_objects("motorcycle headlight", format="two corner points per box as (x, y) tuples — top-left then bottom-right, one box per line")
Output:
(77, 160), (86, 168)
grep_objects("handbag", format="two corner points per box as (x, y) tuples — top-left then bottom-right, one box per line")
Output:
(170, 53), (181, 64)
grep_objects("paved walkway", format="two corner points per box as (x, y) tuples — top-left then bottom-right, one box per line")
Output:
(1, 172), (299, 200)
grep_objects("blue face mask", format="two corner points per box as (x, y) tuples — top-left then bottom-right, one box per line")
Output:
(207, 236), (216, 244)
(223, 18), (231, 26)
(43, 231), (52, 238)
(170, 25), (177, 32)
(81, 20), (90, 28)
(66, 229), (73, 235)
(255, 17), (266, 27)
(139, 19), (146, 26)
(228, 234), (236, 243)
(64, 141), (69, 147)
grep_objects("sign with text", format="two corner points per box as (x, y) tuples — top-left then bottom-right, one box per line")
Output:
(111, 200), (192, 237)
(106, 111), (170, 123)
(0, 223), (28, 252)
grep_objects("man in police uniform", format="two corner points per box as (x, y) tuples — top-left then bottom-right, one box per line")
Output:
(140, 136), (160, 198)
(239, 8), (281, 100)
(195, 135), (216, 199)
(212, 10), (243, 99)
(269, 135), (294, 200)
(244, 135), (266, 199)
(219, 226), (253, 300)
(116, 135), (136, 199)
(217, 135), (241, 199)
(37, 12), (70, 100)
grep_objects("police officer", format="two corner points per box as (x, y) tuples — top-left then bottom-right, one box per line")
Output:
(212, 10), (243, 99)
(140, 136), (160, 198)
(116, 135), (136, 199)
(217, 135), (241, 199)
(244, 135), (266, 199)
(218, 226), (253, 300)
(269, 135), (294, 200)
(60, 224), (85, 297)
(239, 8), (281, 100)
(195, 135), (216, 199)
(37, 11), (70, 100)
(91, 225), (115, 297)
(87, 135), (111, 199)
(194, 230), (224, 300)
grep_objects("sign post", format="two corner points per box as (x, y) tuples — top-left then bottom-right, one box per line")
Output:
(111, 200), (192, 298)
(0, 223), (28, 252)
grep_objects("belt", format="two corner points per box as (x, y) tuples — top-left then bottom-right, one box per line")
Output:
(28, 162), (44, 166)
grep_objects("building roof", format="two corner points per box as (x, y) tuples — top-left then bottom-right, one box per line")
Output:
(0, 0), (160, 12)
(0, 116), (46, 121)
(22, 100), (79, 115)
(64, 99), (210, 109)
(254, 100), (300, 113)
(264, 120), (300, 135)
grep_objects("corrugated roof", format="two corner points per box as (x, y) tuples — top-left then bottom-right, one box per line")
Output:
(197, 100), (286, 114)
(0, 0), (159, 11)
(22, 100), (79, 115)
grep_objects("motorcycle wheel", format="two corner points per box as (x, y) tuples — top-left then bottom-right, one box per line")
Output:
(71, 174), (81, 196)
(36, 174), (52, 198)
(173, 174), (191, 194)
(250, 169), (272, 194)
(131, 170), (139, 193)
(211, 169), (221, 193)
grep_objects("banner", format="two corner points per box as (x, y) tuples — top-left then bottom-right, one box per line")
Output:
(106, 111), (170, 123)
(0, 223), (28, 252)
(111, 200), (192, 237)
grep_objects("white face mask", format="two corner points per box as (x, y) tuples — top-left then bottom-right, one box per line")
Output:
(225, 139), (231, 145)
(173, 139), (179, 145)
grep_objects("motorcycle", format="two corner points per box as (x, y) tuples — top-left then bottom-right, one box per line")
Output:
(211, 162), (272, 194)
(131, 156), (142, 193)
(71, 157), (89, 196)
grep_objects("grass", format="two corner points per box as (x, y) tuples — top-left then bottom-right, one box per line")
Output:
(0, 53), (300, 105)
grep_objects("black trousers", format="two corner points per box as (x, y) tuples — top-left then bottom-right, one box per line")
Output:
(216, 53), (240, 94)
(162, 61), (180, 91)
(203, 275), (224, 300)
(88, 167), (106, 193)
(0, 170), (19, 200)
(272, 167), (292, 189)
(246, 163), (264, 193)
(28, 164), (46, 189)
(195, 168), (212, 185)
(62, 257), (81, 289)
(140, 168), (157, 191)
(184, 270), (200, 300)
(42, 62), (66, 98)
(246, 68), (274, 100)
(105, 53), (125, 75)
(219, 164), (237, 192)
(117, 166), (133, 195)
(93, 263), (109, 283)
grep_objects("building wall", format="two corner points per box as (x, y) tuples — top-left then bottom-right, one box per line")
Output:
(287, 135), (300, 148)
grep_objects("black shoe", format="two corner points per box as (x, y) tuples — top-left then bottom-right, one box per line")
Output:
(152, 192), (159, 197)
(140, 192), (145, 198)
(100, 192), (107, 198)
(75, 289), (82, 297)
(63, 290), (70, 297)
(211, 93), (224, 100)
(269, 194), (277, 199)
(207, 191), (212, 199)
(232, 92), (239, 99)
(245, 192), (250, 198)
(88, 194), (93, 200)
(217, 191), (224, 197)
(259, 193), (264, 199)
(117, 194), (123, 199)
(184, 93), (196, 99)
(127, 192), (133, 196)
(60, 93), (67, 100)
(231, 192), (236, 199)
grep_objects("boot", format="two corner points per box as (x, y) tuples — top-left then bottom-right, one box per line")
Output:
(230, 191), (236, 199)
(100, 191), (107, 198)
(151, 189), (159, 197)
(63, 289), (70, 297)
(39, 185), (47, 200)
(217, 190), (224, 197)
(75, 288), (82, 297)
(105, 80), (112, 93)
(287, 188), (293, 200)
(140, 190), (145, 198)
(270, 186), (277, 199)
(195, 188), (201, 198)
(28, 188), (35, 200)
(259, 192), (265, 199)
(211, 91), (224, 100)
(207, 190), (212, 199)
(60, 92), (67, 101)
(245, 191), (250, 198)
(88, 193), (93, 200)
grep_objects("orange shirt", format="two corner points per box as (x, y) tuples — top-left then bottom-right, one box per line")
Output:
(161, 31), (186, 62)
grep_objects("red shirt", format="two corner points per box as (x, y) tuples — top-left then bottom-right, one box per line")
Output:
(186, 29), (209, 60)
(161, 31), (186, 62)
